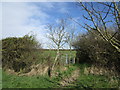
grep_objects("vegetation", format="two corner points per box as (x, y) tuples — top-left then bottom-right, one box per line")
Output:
(2, 70), (54, 88)
(43, 50), (76, 59)
(2, 34), (42, 72)
(1, 1), (120, 89)
(72, 1), (120, 76)
(2, 64), (120, 88)
(0, 69), (2, 89)
(73, 30), (120, 74)
(2, 65), (76, 88)
(71, 64), (119, 88)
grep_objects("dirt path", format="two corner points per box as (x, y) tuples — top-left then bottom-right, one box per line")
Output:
(59, 69), (80, 87)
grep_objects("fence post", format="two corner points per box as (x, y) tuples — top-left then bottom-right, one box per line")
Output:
(66, 54), (68, 64)
(73, 57), (75, 64)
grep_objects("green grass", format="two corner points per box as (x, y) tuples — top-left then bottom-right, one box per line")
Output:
(66, 64), (120, 88)
(71, 74), (119, 88)
(2, 71), (57, 88)
(43, 50), (76, 58)
(2, 50), (77, 88)
(2, 65), (77, 88)
(0, 69), (2, 89)
(52, 65), (78, 83)
(2, 50), (119, 88)
(2, 64), (120, 88)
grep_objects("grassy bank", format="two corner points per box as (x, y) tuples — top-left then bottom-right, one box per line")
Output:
(2, 64), (119, 88)
(65, 64), (120, 88)
(2, 65), (77, 88)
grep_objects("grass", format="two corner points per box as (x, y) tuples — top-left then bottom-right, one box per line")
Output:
(66, 64), (120, 88)
(0, 69), (2, 89)
(2, 71), (56, 88)
(51, 65), (78, 83)
(2, 64), (120, 88)
(2, 65), (77, 88)
(2, 50), (120, 88)
(43, 50), (76, 58)
(73, 75), (120, 88)
(2, 50), (77, 88)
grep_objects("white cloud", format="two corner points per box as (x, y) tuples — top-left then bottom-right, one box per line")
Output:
(2, 2), (51, 48)
(2, 2), (73, 49)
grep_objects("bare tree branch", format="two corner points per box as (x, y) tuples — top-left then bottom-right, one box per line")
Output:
(76, 2), (120, 52)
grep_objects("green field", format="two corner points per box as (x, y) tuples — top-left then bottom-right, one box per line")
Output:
(35, 50), (76, 64)
(43, 50), (76, 58)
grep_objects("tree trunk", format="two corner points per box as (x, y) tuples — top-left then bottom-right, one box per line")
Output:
(50, 48), (60, 76)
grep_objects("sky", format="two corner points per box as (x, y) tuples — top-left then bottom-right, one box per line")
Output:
(1, 2), (87, 48)
(1, 1), (117, 48)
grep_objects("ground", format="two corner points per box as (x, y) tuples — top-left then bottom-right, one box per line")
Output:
(2, 64), (120, 88)
(1, 50), (120, 88)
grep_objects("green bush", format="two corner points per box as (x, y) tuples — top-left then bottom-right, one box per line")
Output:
(2, 34), (42, 72)
(73, 31), (120, 74)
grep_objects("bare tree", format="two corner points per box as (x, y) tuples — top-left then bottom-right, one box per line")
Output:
(72, 1), (120, 52)
(47, 19), (68, 75)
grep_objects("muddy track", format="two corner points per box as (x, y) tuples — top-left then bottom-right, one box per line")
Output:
(59, 69), (80, 87)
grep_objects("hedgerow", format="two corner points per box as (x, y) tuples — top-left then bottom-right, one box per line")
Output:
(2, 34), (42, 72)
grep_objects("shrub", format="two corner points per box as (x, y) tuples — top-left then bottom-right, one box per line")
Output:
(2, 34), (42, 72)
(73, 30), (120, 74)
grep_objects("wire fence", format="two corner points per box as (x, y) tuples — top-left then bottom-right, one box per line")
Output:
(58, 54), (76, 66)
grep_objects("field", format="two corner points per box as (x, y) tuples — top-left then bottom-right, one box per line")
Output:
(42, 49), (76, 58)
(35, 49), (76, 64)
